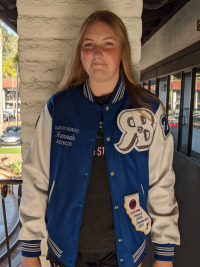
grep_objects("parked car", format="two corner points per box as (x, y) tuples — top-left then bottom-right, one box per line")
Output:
(0, 126), (22, 146)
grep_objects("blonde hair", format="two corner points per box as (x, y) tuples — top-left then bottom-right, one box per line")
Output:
(58, 10), (159, 108)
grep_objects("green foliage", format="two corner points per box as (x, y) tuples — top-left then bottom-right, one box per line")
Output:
(1, 24), (18, 60)
(0, 22), (19, 78)
(13, 53), (19, 64)
(0, 147), (21, 154)
(7, 160), (22, 175)
(3, 58), (16, 78)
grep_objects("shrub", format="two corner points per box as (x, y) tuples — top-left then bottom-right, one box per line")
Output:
(7, 160), (23, 175)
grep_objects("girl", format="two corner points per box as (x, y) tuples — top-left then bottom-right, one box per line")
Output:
(19, 10), (180, 267)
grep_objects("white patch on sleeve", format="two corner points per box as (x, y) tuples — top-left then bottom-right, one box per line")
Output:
(124, 193), (151, 235)
(114, 108), (155, 154)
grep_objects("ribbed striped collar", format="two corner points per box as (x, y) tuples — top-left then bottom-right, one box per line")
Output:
(83, 76), (126, 104)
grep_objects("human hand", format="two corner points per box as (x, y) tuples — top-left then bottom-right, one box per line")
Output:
(21, 256), (42, 267)
(152, 261), (173, 267)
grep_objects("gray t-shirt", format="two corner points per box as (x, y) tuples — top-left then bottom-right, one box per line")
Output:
(78, 93), (116, 252)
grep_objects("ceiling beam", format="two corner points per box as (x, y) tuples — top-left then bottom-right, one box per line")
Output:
(0, 13), (17, 33)
(142, 3), (174, 22)
(143, 18), (161, 31)
(142, 0), (190, 45)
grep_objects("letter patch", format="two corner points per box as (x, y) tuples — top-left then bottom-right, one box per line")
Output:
(124, 193), (151, 235)
(114, 108), (155, 154)
(160, 114), (171, 140)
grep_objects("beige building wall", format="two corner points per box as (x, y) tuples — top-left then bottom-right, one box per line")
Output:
(141, 0), (200, 71)
(17, 0), (143, 158)
(17, 1), (143, 265)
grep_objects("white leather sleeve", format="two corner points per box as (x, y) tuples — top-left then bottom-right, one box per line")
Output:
(148, 104), (180, 245)
(19, 104), (52, 240)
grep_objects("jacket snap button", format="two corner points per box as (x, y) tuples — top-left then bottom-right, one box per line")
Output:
(118, 238), (123, 242)
(105, 106), (109, 111)
(120, 258), (124, 262)
(106, 137), (111, 141)
(115, 205), (119, 209)
(110, 172), (115, 176)
(84, 171), (88, 176)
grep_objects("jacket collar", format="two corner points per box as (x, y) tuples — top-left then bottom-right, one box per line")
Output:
(83, 75), (126, 104)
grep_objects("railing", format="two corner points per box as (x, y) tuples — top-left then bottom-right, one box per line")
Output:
(0, 178), (23, 267)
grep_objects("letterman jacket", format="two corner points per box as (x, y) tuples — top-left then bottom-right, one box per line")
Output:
(19, 77), (180, 267)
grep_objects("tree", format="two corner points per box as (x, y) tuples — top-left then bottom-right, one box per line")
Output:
(0, 22), (18, 78)
(2, 58), (16, 77)
(13, 53), (19, 67)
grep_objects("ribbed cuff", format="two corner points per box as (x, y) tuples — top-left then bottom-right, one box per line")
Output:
(21, 240), (41, 257)
(154, 243), (175, 261)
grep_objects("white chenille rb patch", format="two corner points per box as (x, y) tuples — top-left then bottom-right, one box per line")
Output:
(114, 108), (155, 154)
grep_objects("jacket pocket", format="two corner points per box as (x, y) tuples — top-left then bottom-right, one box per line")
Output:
(48, 180), (55, 203)
(140, 183), (145, 197)
(140, 183), (151, 218)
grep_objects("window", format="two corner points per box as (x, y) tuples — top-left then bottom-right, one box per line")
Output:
(141, 66), (200, 163)
(150, 79), (156, 94)
(168, 73), (181, 149)
(158, 77), (168, 108)
(143, 81), (149, 90)
(179, 72), (192, 155)
(191, 69), (200, 162)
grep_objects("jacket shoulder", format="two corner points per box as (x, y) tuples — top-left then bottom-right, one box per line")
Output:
(47, 85), (82, 116)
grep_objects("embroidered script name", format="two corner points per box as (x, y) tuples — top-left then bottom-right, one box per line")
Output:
(55, 125), (80, 146)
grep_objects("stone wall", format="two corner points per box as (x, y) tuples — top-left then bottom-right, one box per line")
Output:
(17, 0), (143, 158)
(141, 0), (200, 71)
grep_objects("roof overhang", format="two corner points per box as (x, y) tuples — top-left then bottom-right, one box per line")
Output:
(0, 0), (191, 44)
(0, 0), (17, 33)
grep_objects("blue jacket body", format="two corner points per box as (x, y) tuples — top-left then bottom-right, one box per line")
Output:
(19, 78), (180, 266)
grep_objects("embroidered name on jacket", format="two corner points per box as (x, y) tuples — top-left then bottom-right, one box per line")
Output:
(114, 108), (155, 153)
(55, 125), (80, 146)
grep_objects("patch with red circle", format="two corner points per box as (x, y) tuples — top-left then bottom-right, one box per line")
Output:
(129, 199), (136, 210)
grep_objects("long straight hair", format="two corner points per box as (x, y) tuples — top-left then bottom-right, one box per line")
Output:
(58, 10), (159, 108)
